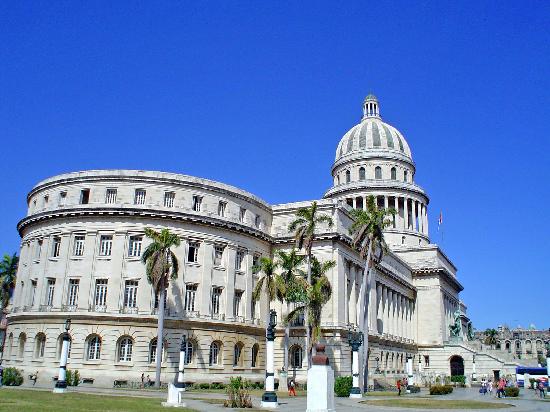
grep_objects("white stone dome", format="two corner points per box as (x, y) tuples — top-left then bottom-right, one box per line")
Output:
(335, 95), (412, 163)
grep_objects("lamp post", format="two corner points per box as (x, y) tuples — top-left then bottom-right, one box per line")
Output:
(347, 325), (364, 398)
(162, 334), (187, 407)
(261, 309), (278, 408)
(53, 318), (71, 393)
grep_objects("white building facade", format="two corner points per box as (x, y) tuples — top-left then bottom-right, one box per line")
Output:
(3, 95), (515, 387)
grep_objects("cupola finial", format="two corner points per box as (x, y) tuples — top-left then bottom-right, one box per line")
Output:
(362, 94), (380, 119)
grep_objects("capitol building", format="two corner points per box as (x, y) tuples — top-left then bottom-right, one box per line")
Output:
(2, 95), (517, 387)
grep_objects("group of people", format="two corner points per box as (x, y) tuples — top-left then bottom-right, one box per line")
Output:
(535, 380), (546, 398)
(396, 377), (409, 395)
(140, 373), (153, 388)
(480, 377), (509, 398)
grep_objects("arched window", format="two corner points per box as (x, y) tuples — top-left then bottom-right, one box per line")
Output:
(57, 334), (72, 359)
(209, 341), (221, 366)
(345, 170), (351, 183)
(505, 341), (511, 353)
(149, 338), (167, 364)
(233, 342), (244, 367)
(251, 343), (259, 368)
(404, 170), (408, 182)
(35, 333), (46, 358)
(359, 167), (366, 181)
(515, 341), (521, 352)
(391, 167), (397, 180)
(87, 335), (101, 360)
(18, 332), (26, 358)
(375, 166), (382, 180)
(184, 340), (194, 365)
(290, 345), (303, 369)
(118, 337), (133, 362)
(7, 333), (13, 358)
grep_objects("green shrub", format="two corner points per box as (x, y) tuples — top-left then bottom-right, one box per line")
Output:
(224, 376), (252, 408)
(408, 385), (421, 393)
(429, 385), (453, 395)
(72, 369), (80, 386)
(199, 382), (211, 389)
(66, 370), (73, 386)
(450, 375), (466, 384)
(504, 387), (519, 397)
(2, 367), (24, 386)
(211, 382), (225, 390)
(251, 381), (263, 389)
(334, 376), (353, 397)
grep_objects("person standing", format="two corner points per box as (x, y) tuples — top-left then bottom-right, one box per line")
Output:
(487, 380), (493, 396)
(537, 380), (545, 398)
(397, 378), (402, 396)
(481, 379), (487, 395)
(288, 378), (296, 397)
(0, 360), (4, 388)
(140, 373), (145, 389)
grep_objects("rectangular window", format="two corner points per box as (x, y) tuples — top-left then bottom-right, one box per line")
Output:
(187, 242), (199, 263)
(134, 189), (146, 205)
(424, 355), (430, 367)
(73, 235), (85, 256)
(252, 254), (260, 269)
(105, 188), (117, 204)
(94, 279), (108, 307)
(218, 201), (226, 217)
(184, 284), (198, 312)
(235, 250), (245, 271)
(80, 189), (90, 204)
(192, 195), (202, 212)
(254, 214), (260, 228)
(164, 191), (175, 208)
(46, 279), (55, 306)
(239, 207), (246, 223)
(34, 240), (42, 261)
(124, 280), (138, 308)
(214, 245), (224, 266)
(211, 287), (223, 315)
(128, 236), (143, 258)
(58, 191), (67, 206)
(43, 195), (49, 207)
(233, 290), (243, 317)
(67, 279), (80, 307)
(30, 280), (37, 306)
(99, 235), (113, 256)
(51, 236), (61, 258)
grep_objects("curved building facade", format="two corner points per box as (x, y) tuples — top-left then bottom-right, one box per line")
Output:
(3, 96), (516, 387)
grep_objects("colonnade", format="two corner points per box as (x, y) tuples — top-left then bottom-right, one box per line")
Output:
(345, 194), (428, 235)
(375, 282), (416, 342)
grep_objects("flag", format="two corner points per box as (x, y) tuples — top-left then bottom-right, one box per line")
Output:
(438, 211), (443, 231)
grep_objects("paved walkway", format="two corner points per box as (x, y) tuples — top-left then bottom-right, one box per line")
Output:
(5, 384), (549, 411)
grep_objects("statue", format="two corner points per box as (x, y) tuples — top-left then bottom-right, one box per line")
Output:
(449, 310), (462, 337)
(466, 320), (475, 341)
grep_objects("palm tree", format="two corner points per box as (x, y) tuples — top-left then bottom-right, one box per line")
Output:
(286, 256), (334, 351)
(484, 328), (498, 349)
(288, 201), (333, 368)
(0, 253), (18, 310)
(276, 249), (305, 372)
(252, 257), (284, 328)
(348, 195), (395, 391)
(141, 228), (180, 388)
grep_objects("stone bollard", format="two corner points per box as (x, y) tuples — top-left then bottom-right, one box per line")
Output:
(307, 344), (335, 412)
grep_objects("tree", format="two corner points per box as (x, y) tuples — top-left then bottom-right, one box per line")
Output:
(252, 257), (285, 327)
(276, 249), (305, 372)
(483, 328), (498, 349)
(286, 256), (334, 349)
(0, 253), (18, 310)
(141, 228), (180, 388)
(288, 201), (333, 368)
(348, 195), (395, 391)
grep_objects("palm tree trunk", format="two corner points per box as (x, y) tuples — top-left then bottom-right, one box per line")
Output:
(154, 283), (166, 388)
(356, 242), (372, 393)
(284, 302), (290, 372)
(305, 255), (311, 369)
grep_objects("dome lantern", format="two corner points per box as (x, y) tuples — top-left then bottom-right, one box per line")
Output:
(362, 94), (380, 119)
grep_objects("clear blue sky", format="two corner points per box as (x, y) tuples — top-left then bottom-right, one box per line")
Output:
(1, 1), (549, 330)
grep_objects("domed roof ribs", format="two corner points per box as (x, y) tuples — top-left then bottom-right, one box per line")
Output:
(372, 122), (381, 147)
(382, 124), (394, 149)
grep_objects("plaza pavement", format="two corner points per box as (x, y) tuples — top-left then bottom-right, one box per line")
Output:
(4, 383), (549, 411)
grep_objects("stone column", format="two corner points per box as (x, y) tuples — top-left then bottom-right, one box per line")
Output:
(393, 196), (399, 229)
(424, 205), (429, 236)
(349, 267), (357, 327)
(376, 283), (382, 334)
(382, 286), (388, 335)
(384, 196), (389, 210)
(411, 200), (417, 232)
(418, 204), (424, 234)
(396, 293), (401, 339)
(403, 198), (409, 230)
(387, 289), (393, 336)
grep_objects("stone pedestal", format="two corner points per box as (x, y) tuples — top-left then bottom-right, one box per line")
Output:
(307, 344), (336, 412)
(162, 383), (186, 408)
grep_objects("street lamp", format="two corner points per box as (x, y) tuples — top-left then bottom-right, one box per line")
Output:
(347, 325), (364, 398)
(53, 318), (71, 393)
(261, 309), (278, 408)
